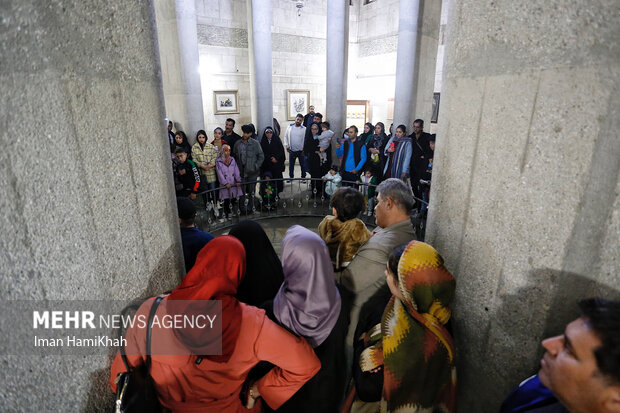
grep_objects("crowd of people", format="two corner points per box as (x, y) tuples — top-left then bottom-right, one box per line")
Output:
(111, 115), (620, 413)
(169, 118), (281, 219)
(167, 107), (436, 221)
(112, 178), (461, 412)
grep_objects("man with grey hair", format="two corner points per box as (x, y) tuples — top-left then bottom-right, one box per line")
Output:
(337, 178), (416, 357)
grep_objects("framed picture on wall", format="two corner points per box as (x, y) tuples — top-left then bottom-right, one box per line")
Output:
(287, 90), (310, 120)
(346, 100), (370, 131)
(431, 93), (440, 123)
(214, 90), (239, 114)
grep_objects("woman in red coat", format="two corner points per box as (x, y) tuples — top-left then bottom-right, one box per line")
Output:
(110, 236), (321, 412)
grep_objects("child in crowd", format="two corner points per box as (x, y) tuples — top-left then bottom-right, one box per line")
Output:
(260, 171), (276, 208)
(360, 169), (378, 216)
(171, 152), (184, 194)
(318, 121), (335, 165)
(211, 127), (227, 154)
(318, 187), (372, 271)
(322, 166), (342, 197)
(216, 144), (243, 220)
(174, 147), (201, 199)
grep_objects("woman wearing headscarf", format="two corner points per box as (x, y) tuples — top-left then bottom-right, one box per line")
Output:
(304, 123), (330, 194)
(244, 225), (352, 412)
(343, 245), (406, 413)
(174, 130), (193, 160)
(260, 126), (286, 194)
(366, 122), (388, 182)
(360, 122), (374, 146)
(358, 240), (457, 413)
(192, 129), (218, 207)
(110, 236), (321, 412)
(383, 124), (411, 182)
(228, 220), (284, 307)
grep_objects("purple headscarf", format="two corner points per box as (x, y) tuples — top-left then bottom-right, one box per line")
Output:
(273, 225), (341, 348)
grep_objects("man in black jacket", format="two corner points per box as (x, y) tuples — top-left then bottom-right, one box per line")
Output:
(224, 118), (241, 155)
(409, 119), (432, 210)
(303, 105), (316, 127)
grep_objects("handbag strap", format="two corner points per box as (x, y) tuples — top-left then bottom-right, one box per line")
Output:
(145, 296), (164, 372)
(119, 296), (164, 373)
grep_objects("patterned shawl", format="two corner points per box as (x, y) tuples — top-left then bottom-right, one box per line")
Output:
(361, 241), (456, 412)
(390, 137), (411, 180)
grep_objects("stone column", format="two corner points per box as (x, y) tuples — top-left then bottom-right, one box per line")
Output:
(326, 0), (350, 166)
(426, 0), (620, 411)
(246, 0), (258, 126)
(392, 0), (422, 129)
(249, 0), (273, 134)
(0, 0), (183, 411)
(154, 0), (205, 140)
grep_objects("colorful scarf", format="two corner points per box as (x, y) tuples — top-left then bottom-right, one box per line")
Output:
(390, 137), (411, 180)
(361, 241), (456, 413)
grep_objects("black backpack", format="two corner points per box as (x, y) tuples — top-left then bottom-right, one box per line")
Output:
(113, 297), (164, 413)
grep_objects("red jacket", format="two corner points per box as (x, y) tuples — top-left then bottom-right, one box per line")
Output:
(110, 302), (320, 412)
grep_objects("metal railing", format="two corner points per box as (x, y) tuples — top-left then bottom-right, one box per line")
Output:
(192, 177), (428, 239)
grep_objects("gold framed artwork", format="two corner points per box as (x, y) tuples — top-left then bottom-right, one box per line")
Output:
(213, 90), (239, 114)
(345, 100), (370, 131)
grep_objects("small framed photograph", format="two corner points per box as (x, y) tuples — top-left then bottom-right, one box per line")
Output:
(287, 90), (310, 120)
(346, 100), (370, 131)
(214, 90), (239, 114)
(431, 92), (440, 123)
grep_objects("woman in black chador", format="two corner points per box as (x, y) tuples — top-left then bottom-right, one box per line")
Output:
(259, 126), (285, 194)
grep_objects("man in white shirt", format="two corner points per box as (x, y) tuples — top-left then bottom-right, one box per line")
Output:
(284, 113), (307, 180)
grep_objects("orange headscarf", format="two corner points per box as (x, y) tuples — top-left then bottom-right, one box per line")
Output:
(168, 235), (245, 362)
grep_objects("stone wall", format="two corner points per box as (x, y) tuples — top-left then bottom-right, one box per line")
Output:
(195, 0), (441, 137)
(0, 1), (183, 411)
(426, 0), (620, 411)
(196, 0), (327, 137)
(347, 0), (398, 125)
(412, 0), (442, 128)
(348, 0), (441, 130)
